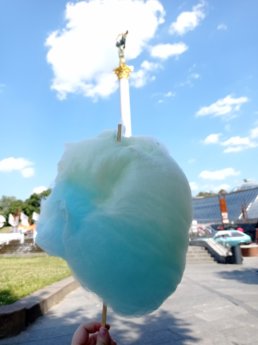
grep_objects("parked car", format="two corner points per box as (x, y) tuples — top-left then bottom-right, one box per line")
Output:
(213, 229), (251, 247)
(210, 223), (236, 231)
(235, 223), (257, 242)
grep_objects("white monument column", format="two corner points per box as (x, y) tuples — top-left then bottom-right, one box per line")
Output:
(114, 32), (132, 138)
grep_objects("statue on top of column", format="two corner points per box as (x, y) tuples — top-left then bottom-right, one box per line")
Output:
(116, 30), (128, 61)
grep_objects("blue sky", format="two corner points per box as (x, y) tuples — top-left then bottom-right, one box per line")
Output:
(0, 0), (258, 200)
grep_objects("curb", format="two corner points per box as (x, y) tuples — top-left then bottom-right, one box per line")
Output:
(0, 276), (79, 339)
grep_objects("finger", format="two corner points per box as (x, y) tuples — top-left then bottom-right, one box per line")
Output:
(71, 322), (102, 345)
(83, 322), (102, 334)
(71, 325), (90, 345)
(89, 334), (98, 345)
(96, 327), (111, 345)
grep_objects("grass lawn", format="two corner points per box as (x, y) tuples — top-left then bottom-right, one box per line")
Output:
(0, 226), (12, 233)
(0, 255), (71, 305)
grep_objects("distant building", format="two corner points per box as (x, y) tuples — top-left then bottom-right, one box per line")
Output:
(192, 186), (258, 224)
(232, 180), (258, 191)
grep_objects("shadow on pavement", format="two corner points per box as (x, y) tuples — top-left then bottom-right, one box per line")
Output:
(49, 309), (201, 345)
(217, 268), (258, 285)
(108, 310), (200, 344)
(0, 308), (200, 345)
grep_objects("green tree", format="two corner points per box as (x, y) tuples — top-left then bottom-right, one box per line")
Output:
(23, 189), (51, 220)
(39, 189), (51, 200)
(0, 196), (17, 214)
(0, 196), (24, 226)
(196, 191), (217, 198)
(8, 200), (24, 216)
(218, 189), (227, 195)
(0, 189), (51, 224)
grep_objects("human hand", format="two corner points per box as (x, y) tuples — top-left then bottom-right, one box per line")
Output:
(71, 322), (117, 345)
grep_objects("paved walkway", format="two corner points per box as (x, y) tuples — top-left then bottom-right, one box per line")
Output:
(1, 257), (258, 345)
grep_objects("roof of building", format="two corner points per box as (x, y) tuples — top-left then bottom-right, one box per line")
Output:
(192, 186), (258, 224)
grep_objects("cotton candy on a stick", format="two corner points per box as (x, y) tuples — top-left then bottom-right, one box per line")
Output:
(36, 131), (192, 316)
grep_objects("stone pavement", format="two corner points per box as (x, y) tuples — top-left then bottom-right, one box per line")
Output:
(1, 257), (258, 345)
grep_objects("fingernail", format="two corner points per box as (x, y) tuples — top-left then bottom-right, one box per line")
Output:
(99, 327), (108, 337)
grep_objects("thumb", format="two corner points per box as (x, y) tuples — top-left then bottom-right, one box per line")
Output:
(96, 327), (110, 345)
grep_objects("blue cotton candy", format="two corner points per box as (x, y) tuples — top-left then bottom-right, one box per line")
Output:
(36, 131), (192, 316)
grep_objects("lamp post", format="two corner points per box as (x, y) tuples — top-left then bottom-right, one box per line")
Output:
(218, 193), (229, 228)
(114, 31), (132, 138)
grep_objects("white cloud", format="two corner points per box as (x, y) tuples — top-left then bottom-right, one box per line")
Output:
(199, 168), (240, 180)
(223, 136), (252, 146)
(198, 183), (231, 194)
(213, 184), (231, 193)
(0, 157), (35, 178)
(32, 186), (48, 195)
(203, 126), (258, 153)
(217, 23), (228, 31)
(21, 167), (35, 178)
(189, 181), (199, 192)
(222, 136), (258, 153)
(46, 0), (165, 99)
(157, 90), (176, 103)
(190, 73), (200, 80)
(130, 60), (160, 88)
(164, 91), (175, 98)
(203, 133), (221, 144)
(150, 42), (188, 60)
(191, 182), (231, 195)
(179, 64), (200, 88)
(169, 2), (206, 36)
(250, 126), (258, 139)
(196, 94), (249, 117)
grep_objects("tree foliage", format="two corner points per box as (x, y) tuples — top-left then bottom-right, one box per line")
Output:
(218, 189), (228, 195)
(196, 191), (217, 198)
(0, 189), (51, 225)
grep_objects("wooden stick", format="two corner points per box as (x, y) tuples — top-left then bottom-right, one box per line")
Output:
(101, 303), (107, 327)
(117, 124), (122, 142)
(101, 123), (122, 327)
